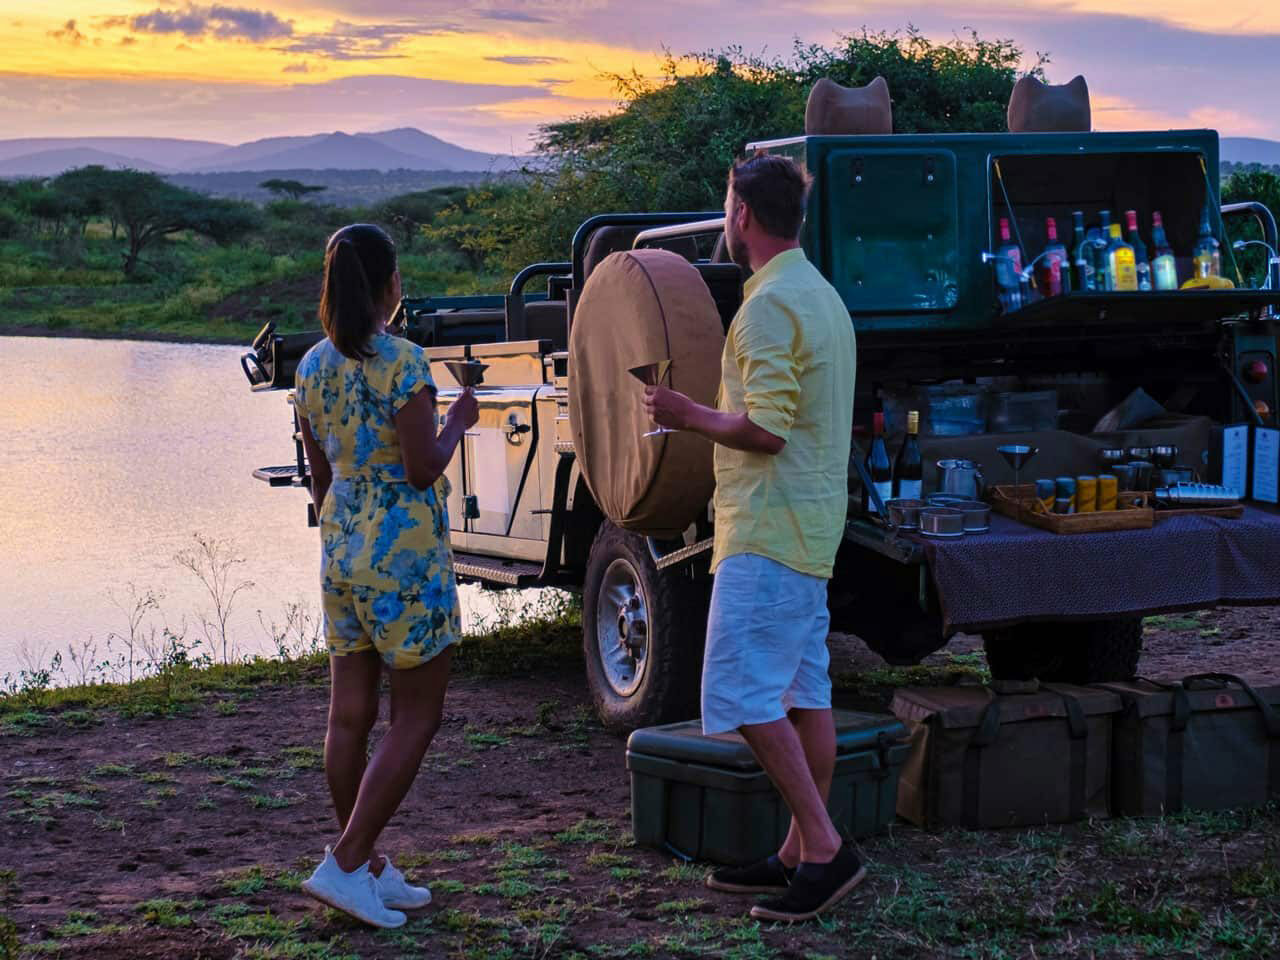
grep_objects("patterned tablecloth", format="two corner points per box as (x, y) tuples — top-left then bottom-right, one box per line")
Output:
(910, 506), (1280, 634)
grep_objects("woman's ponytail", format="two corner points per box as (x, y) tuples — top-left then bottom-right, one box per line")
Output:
(318, 224), (397, 360)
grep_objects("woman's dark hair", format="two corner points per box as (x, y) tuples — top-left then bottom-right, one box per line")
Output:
(727, 150), (812, 239)
(319, 223), (397, 360)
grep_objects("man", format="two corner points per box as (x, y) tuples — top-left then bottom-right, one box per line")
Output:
(643, 151), (860, 922)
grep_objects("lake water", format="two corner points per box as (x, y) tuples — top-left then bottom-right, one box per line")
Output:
(0, 336), (528, 681)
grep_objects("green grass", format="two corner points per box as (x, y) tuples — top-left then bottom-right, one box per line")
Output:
(249, 793), (294, 809)
(554, 818), (612, 845)
(136, 898), (198, 929)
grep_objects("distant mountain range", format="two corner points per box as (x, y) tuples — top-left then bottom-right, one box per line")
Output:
(1221, 138), (1280, 168)
(0, 128), (516, 177)
(0, 129), (1274, 178)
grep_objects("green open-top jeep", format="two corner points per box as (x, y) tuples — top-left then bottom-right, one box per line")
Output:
(244, 127), (1280, 732)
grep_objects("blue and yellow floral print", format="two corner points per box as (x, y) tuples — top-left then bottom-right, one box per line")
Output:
(294, 334), (460, 669)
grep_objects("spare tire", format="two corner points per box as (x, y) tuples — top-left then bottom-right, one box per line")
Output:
(569, 248), (725, 537)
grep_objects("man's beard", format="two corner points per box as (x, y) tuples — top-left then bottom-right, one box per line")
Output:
(726, 229), (751, 271)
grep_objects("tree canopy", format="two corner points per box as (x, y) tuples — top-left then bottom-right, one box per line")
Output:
(426, 29), (1044, 273)
(260, 178), (328, 201)
(53, 167), (260, 274)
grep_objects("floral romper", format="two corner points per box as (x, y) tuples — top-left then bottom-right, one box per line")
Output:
(293, 333), (460, 669)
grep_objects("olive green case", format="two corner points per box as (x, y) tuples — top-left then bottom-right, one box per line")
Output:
(1097, 674), (1280, 817)
(626, 711), (909, 865)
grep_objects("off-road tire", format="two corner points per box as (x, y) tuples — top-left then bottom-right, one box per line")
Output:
(983, 617), (1144, 685)
(582, 522), (709, 734)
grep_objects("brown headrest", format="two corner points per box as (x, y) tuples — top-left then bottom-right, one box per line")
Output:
(1007, 75), (1091, 133)
(804, 76), (893, 136)
(583, 225), (642, 281)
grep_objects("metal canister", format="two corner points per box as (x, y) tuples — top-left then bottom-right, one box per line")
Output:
(1054, 476), (1077, 513)
(1076, 475), (1098, 513)
(1098, 474), (1119, 511)
(1035, 478), (1055, 514)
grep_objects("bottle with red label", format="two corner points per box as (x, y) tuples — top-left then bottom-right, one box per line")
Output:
(1036, 217), (1069, 297)
(995, 217), (1023, 312)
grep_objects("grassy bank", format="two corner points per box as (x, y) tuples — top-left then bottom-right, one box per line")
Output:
(0, 223), (500, 346)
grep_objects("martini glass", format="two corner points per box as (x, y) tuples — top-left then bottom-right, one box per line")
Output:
(442, 361), (487, 529)
(443, 360), (488, 389)
(628, 360), (675, 437)
(997, 444), (1038, 522)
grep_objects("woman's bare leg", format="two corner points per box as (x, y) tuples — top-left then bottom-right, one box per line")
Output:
(325, 650), (383, 869)
(331, 646), (451, 872)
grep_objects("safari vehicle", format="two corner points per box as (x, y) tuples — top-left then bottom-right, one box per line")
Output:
(242, 126), (1280, 733)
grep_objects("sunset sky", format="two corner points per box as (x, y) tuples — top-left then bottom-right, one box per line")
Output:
(1, 0), (1277, 151)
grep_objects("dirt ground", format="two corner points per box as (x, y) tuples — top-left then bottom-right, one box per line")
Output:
(2, 607), (1278, 960)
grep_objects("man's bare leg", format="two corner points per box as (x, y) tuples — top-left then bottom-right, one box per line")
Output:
(739, 715), (841, 864)
(775, 707), (836, 868)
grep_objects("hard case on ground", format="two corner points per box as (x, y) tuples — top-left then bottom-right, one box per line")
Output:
(892, 683), (1121, 828)
(626, 710), (909, 865)
(1097, 673), (1280, 817)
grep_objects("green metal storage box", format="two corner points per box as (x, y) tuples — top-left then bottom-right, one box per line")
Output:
(626, 710), (909, 865)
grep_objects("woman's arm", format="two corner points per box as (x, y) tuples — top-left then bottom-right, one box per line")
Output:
(297, 417), (333, 515)
(395, 388), (480, 490)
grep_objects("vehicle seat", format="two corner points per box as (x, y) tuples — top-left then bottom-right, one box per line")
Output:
(522, 300), (569, 350)
(583, 225), (643, 281)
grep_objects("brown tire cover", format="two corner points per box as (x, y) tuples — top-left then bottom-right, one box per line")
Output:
(569, 248), (725, 537)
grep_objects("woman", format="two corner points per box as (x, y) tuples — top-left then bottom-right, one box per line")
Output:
(293, 224), (478, 928)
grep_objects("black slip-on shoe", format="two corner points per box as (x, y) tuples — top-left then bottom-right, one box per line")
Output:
(705, 854), (795, 895)
(748, 844), (866, 922)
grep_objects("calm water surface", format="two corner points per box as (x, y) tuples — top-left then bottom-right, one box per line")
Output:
(0, 336), (513, 679)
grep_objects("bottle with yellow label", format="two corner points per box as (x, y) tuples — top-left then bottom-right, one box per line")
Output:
(1105, 223), (1138, 291)
(1192, 204), (1221, 280)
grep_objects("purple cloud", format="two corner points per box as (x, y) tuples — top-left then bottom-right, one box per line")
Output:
(128, 5), (293, 42)
(485, 55), (568, 66)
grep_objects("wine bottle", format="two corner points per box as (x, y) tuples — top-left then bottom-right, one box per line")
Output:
(866, 412), (893, 509)
(1192, 204), (1221, 279)
(1071, 211), (1093, 292)
(1125, 210), (1152, 291)
(995, 217), (1023, 312)
(1151, 211), (1178, 290)
(893, 410), (923, 500)
(1036, 217), (1068, 297)
(1106, 224), (1138, 291)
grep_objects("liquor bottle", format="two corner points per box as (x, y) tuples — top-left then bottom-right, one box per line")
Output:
(995, 217), (1023, 312)
(1036, 217), (1068, 297)
(893, 410), (923, 500)
(1106, 224), (1138, 291)
(1192, 204), (1221, 279)
(1071, 211), (1094, 291)
(1125, 210), (1152, 291)
(865, 411), (893, 509)
(1090, 224), (1110, 292)
(1150, 211), (1179, 290)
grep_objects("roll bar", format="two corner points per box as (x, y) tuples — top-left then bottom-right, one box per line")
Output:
(1222, 201), (1280, 291)
(570, 212), (721, 291)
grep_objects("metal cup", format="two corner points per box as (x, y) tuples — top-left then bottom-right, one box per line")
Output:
(1152, 444), (1179, 469)
(1098, 447), (1128, 470)
(1128, 446), (1153, 462)
(1128, 460), (1154, 492)
(1110, 464), (1137, 492)
(936, 458), (985, 499)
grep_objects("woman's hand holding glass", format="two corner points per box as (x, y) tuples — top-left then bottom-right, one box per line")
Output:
(450, 387), (480, 431)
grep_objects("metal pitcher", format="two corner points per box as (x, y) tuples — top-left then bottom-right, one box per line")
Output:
(936, 458), (985, 499)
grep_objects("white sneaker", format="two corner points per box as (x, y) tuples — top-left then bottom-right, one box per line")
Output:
(301, 847), (407, 928)
(374, 856), (433, 910)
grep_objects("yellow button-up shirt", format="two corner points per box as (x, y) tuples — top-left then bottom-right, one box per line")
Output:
(711, 248), (857, 579)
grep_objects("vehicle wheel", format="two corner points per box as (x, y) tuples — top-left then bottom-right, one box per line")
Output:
(983, 618), (1144, 686)
(582, 522), (708, 734)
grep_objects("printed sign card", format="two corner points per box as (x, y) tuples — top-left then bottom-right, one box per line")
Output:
(1222, 424), (1250, 497)
(1253, 427), (1279, 504)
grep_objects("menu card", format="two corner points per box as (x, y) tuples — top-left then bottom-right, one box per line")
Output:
(1222, 424), (1250, 497)
(1253, 427), (1279, 504)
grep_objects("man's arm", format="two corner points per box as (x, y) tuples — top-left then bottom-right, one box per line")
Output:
(643, 387), (785, 454)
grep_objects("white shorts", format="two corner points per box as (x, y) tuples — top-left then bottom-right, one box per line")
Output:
(700, 552), (832, 735)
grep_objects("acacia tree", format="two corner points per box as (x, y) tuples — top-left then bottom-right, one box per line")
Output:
(54, 167), (259, 275)
(260, 178), (327, 201)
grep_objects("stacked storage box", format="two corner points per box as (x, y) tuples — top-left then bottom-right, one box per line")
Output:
(627, 710), (908, 865)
